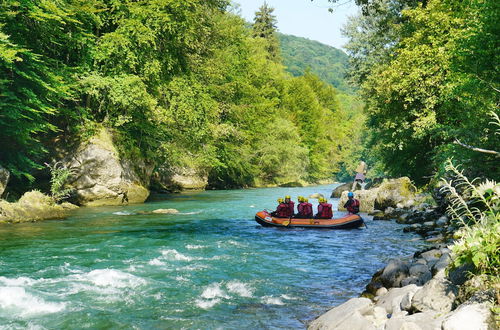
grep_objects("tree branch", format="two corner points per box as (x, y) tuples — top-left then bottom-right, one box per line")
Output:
(454, 139), (499, 156)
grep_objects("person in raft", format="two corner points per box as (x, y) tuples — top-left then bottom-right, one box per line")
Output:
(297, 197), (313, 218)
(284, 195), (295, 216)
(315, 197), (333, 219)
(271, 198), (291, 218)
(344, 192), (360, 214)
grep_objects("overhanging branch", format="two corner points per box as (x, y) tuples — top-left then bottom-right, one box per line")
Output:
(454, 139), (499, 157)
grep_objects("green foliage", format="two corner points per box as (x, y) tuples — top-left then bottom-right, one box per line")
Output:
(45, 162), (73, 202)
(442, 161), (499, 288)
(345, 0), (500, 184)
(1, 0), (364, 191)
(279, 34), (352, 94)
(252, 2), (280, 61)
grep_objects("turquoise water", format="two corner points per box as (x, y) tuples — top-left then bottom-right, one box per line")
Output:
(0, 184), (427, 329)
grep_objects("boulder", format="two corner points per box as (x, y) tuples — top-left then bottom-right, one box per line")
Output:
(442, 303), (493, 330)
(380, 259), (410, 288)
(309, 193), (325, 200)
(153, 166), (208, 192)
(374, 177), (417, 210)
(338, 177), (416, 213)
(375, 285), (420, 314)
(0, 166), (9, 197)
(308, 298), (375, 330)
(385, 310), (445, 330)
(411, 271), (458, 313)
(338, 189), (378, 213)
(64, 128), (151, 206)
(0, 190), (78, 223)
(331, 182), (355, 198)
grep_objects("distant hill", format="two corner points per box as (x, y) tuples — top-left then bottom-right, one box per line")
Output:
(279, 34), (353, 94)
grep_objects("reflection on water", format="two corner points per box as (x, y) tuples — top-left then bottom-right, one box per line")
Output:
(0, 184), (427, 329)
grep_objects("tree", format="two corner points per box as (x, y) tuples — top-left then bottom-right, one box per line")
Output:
(252, 2), (281, 61)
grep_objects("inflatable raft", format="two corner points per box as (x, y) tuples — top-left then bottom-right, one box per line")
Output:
(255, 210), (364, 229)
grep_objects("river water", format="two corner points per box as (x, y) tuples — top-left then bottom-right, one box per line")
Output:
(0, 184), (427, 329)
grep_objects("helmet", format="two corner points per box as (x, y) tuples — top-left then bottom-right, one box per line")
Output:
(285, 195), (291, 199)
(348, 192), (354, 197)
(297, 196), (302, 202)
(305, 198), (309, 203)
(277, 198), (284, 203)
(319, 197), (325, 203)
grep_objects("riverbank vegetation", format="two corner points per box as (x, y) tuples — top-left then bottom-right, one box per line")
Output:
(0, 1), (363, 195)
(341, 0), (499, 184)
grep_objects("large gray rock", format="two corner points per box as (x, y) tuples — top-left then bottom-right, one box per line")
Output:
(64, 128), (151, 206)
(0, 166), (9, 197)
(380, 259), (410, 288)
(385, 310), (445, 330)
(308, 298), (375, 330)
(411, 271), (458, 313)
(442, 303), (493, 330)
(331, 182), (357, 198)
(375, 284), (420, 314)
(153, 166), (208, 192)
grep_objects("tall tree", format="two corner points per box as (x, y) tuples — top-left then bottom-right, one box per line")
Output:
(252, 2), (280, 61)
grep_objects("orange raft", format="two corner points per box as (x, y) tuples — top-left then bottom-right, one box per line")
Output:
(255, 210), (364, 229)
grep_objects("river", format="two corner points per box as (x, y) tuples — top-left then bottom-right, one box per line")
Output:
(0, 184), (427, 329)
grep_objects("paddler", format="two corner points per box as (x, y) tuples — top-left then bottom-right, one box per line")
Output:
(315, 197), (333, 219)
(271, 198), (291, 218)
(284, 195), (295, 216)
(297, 197), (313, 218)
(344, 192), (360, 214)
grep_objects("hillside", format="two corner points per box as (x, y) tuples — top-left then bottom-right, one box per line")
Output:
(279, 33), (353, 93)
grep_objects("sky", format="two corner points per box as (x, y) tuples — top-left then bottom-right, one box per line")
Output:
(234, 0), (359, 50)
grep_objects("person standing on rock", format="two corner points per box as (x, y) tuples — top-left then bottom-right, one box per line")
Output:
(344, 192), (360, 214)
(352, 161), (367, 191)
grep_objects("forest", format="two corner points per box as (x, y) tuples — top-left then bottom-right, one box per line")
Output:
(340, 0), (499, 184)
(0, 0), (363, 193)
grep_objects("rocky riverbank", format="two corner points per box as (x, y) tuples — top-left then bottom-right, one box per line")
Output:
(308, 180), (498, 329)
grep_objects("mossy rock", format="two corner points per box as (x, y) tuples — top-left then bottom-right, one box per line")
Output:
(0, 191), (78, 223)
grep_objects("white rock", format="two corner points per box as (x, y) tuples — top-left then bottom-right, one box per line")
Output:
(0, 166), (9, 197)
(442, 303), (492, 330)
(385, 310), (445, 330)
(375, 285), (420, 314)
(411, 272), (457, 313)
(308, 298), (375, 330)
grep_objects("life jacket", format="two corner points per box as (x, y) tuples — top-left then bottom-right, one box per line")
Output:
(276, 203), (291, 218)
(297, 202), (312, 217)
(318, 202), (333, 219)
(285, 201), (295, 215)
(346, 199), (360, 214)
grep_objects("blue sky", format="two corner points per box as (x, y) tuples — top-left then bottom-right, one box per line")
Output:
(234, 0), (359, 50)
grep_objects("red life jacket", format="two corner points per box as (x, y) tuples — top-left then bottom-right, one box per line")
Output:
(276, 203), (291, 218)
(298, 202), (305, 215)
(286, 201), (295, 215)
(318, 203), (333, 219)
(304, 203), (313, 217)
(345, 199), (360, 214)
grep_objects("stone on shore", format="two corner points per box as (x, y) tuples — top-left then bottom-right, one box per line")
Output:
(442, 302), (493, 330)
(385, 310), (445, 330)
(0, 166), (9, 198)
(63, 128), (151, 206)
(375, 284), (420, 314)
(152, 166), (208, 192)
(380, 259), (410, 288)
(0, 191), (78, 223)
(308, 298), (375, 330)
(411, 271), (458, 313)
